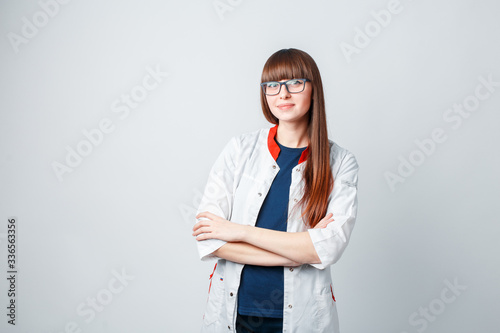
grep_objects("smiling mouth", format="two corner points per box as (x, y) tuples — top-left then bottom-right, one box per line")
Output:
(277, 104), (294, 110)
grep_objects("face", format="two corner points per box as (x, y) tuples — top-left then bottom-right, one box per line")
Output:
(265, 79), (312, 126)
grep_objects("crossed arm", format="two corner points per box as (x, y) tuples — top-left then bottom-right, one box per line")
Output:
(213, 242), (301, 267)
(192, 211), (334, 266)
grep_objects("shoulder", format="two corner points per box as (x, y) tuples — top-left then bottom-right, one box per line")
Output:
(328, 139), (356, 160)
(328, 139), (359, 176)
(218, 126), (271, 158)
(234, 127), (270, 144)
(225, 126), (272, 150)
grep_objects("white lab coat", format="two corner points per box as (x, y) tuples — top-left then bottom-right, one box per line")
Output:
(195, 125), (359, 333)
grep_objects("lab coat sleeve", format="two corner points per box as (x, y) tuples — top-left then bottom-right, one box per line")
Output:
(307, 150), (359, 270)
(195, 136), (240, 262)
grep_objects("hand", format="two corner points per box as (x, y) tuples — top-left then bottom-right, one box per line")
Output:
(288, 260), (303, 267)
(192, 211), (245, 242)
(313, 212), (334, 229)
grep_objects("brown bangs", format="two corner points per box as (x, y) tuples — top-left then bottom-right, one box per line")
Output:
(261, 49), (313, 83)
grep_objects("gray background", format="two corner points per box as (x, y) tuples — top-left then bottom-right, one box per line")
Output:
(1, 0), (499, 332)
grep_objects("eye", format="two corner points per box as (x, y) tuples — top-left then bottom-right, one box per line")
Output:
(287, 79), (303, 86)
(266, 82), (279, 88)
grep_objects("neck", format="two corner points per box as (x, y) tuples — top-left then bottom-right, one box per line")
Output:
(275, 121), (309, 148)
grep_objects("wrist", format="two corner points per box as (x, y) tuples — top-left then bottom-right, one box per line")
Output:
(239, 224), (251, 242)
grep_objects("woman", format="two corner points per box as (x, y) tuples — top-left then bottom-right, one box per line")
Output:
(192, 48), (359, 333)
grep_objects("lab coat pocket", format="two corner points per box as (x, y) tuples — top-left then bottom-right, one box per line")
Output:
(203, 264), (226, 325)
(312, 284), (337, 332)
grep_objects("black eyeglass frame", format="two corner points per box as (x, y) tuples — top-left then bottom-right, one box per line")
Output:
(260, 78), (311, 96)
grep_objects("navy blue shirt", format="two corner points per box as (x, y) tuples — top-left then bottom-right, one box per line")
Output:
(237, 139), (307, 318)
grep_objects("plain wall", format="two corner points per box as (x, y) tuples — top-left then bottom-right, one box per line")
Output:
(1, 0), (499, 332)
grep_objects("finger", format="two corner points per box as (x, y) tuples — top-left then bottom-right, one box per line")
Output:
(315, 216), (334, 229)
(314, 221), (327, 229)
(319, 213), (333, 221)
(192, 227), (212, 237)
(196, 211), (218, 220)
(192, 220), (211, 231)
(195, 232), (213, 241)
(317, 217), (332, 226)
(324, 214), (334, 222)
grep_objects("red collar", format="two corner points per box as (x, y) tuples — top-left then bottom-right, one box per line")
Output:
(267, 125), (309, 164)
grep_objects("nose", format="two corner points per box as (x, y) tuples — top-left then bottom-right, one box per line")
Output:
(279, 82), (291, 99)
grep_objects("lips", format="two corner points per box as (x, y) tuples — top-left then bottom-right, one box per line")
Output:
(277, 103), (295, 110)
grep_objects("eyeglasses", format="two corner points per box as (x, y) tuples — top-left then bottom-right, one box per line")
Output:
(260, 78), (310, 96)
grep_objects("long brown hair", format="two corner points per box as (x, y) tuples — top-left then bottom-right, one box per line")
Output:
(260, 48), (333, 228)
